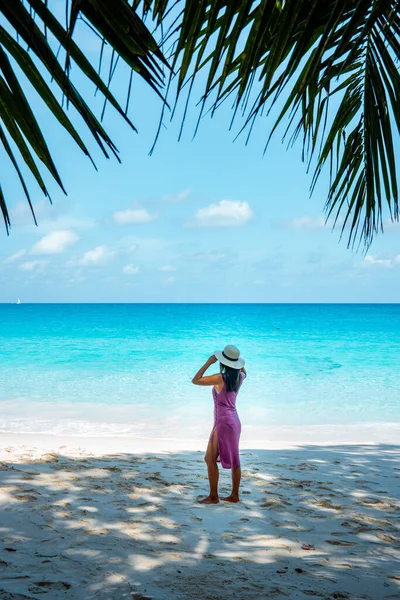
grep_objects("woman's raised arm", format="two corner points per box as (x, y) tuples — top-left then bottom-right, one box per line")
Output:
(192, 355), (222, 386)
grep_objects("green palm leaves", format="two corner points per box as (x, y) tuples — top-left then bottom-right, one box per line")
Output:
(0, 0), (166, 232)
(148, 0), (400, 247)
(0, 1), (399, 247)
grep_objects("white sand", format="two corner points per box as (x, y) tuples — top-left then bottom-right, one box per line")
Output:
(0, 436), (399, 600)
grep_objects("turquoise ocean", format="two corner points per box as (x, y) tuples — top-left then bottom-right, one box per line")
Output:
(0, 304), (399, 443)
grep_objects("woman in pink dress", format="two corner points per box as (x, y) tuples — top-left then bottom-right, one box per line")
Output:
(192, 345), (246, 504)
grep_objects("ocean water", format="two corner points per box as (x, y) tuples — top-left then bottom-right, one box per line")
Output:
(0, 304), (399, 442)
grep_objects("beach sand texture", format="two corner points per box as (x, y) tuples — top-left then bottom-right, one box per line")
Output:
(0, 442), (399, 600)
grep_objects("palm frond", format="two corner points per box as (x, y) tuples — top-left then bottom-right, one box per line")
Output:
(0, 0), (167, 231)
(1, 1), (399, 248)
(146, 0), (400, 247)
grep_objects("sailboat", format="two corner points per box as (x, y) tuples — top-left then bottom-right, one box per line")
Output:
(17, 298), (21, 305)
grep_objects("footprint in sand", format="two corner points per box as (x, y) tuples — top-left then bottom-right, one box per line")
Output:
(299, 463), (318, 471)
(29, 581), (71, 592)
(359, 515), (394, 527)
(376, 532), (397, 543)
(326, 540), (357, 546)
(358, 498), (387, 507)
(261, 497), (292, 509)
(276, 567), (288, 574)
(15, 494), (39, 503)
(311, 499), (342, 510)
(341, 519), (364, 530)
(301, 544), (315, 551)
(297, 479), (314, 487)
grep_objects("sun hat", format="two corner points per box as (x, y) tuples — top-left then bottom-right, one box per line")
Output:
(214, 344), (245, 369)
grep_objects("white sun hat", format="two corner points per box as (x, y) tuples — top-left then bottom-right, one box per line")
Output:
(214, 344), (245, 369)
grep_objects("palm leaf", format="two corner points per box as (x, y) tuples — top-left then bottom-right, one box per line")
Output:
(1, 0), (399, 248)
(145, 0), (400, 247)
(0, 184), (10, 233)
(0, 27), (91, 160)
(0, 0), (167, 231)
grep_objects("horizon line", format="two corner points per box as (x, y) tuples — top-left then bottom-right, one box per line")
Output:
(1, 302), (399, 306)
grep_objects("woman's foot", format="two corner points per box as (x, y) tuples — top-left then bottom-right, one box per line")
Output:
(198, 495), (219, 504)
(221, 494), (240, 503)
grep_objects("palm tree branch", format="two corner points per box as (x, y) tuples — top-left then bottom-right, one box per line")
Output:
(0, 184), (11, 233)
(0, 77), (51, 198)
(0, 26), (92, 161)
(0, 122), (40, 228)
(0, 45), (66, 190)
(0, 0), (169, 227)
(318, 22), (399, 246)
(143, 0), (400, 246)
(0, 0), (399, 247)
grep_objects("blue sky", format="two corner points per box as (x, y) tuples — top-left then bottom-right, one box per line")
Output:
(0, 16), (399, 303)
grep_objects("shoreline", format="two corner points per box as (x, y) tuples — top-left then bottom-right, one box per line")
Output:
(1, 421), (399, 454)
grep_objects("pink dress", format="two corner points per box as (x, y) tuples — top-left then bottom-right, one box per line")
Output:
(209, 372), (245, 469)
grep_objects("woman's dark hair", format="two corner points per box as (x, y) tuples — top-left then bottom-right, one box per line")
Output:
(221, 364), (240, 393)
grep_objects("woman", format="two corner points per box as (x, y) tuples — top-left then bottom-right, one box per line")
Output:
(192, 344), (246, 504)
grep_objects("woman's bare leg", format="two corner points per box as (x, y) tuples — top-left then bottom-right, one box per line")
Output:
(199, 429), (219, 504)
(222, 466), (241, 503)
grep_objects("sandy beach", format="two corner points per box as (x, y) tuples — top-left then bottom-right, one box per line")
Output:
(0, 436), (399, 600)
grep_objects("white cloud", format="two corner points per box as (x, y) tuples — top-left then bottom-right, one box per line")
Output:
(9, 199), (95, 233)
(19, 260), (47, 271)
(123, 264), (140, 275)
(79, 246), (116, 266)
(289, 216), (327, 230)
(384, 218), (400, 231)
(286, 215), (343, 230)
(31, 230), (78, 255)
(164, 188), (191, 203)
(363, 254), (400, 268)
(3, 249), (26, 264)
(10, 199), (61, 226)
(165, 276), (176, 284)
(158, 265), (176, 272)
(190, 200), (253, 228)
(113, 208), (157, 225)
